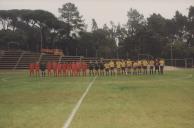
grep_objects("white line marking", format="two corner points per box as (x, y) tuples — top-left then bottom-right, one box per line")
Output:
(62, 76), (97, 128)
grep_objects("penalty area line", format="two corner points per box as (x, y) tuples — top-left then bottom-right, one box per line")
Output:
(62, 76), (97, 128)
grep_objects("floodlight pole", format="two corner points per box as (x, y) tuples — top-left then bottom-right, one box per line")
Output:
(76, 48), (78, 56)
(117, 47), (119, 59)
(40, 32), (43, 50)
(170, 44), (173, 66)
(85, 48), (87, 57)
(38, 25), (44, 52)
(95, 49), (98, 58)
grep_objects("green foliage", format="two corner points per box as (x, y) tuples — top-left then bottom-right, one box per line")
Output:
(58, 2), (85, 37)
(0, 3), (194, 58)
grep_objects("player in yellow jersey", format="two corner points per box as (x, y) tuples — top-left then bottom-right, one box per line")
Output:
(159, 58), (165, 74)
(149, 59), (155, 75)
(104, 62), (110, 76)
(116, 60), (121, 75)
(142, 59), (148, 75)
(121, 60), (126, 75)
(133, 61), (138, 75)
(137, 60), (142, 75)
(127, 59), (133, 75)
(109, 60), (115, 76)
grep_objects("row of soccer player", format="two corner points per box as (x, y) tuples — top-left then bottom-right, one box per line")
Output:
(29, 61), (87, 77)
(88, 59), (165, 76)
(29, 59), (165, 77)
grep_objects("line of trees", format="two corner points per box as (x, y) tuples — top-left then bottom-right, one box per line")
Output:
(0, 3), (194, 59)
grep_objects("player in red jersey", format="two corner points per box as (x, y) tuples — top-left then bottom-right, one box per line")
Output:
(76, 61), (81, 76)
(62, 63), (67, 76)
(52, 62), (58, 77)
(34, 62), (40, 77)
(82, 62), (88, 76)
(57, 63), (62, 77)
(67, 62), (72, 77)
(29, 63), (34, 76)
(80, 62), (84, 76)
(47, 61), (52, 77)
(72, 61), (77, 77)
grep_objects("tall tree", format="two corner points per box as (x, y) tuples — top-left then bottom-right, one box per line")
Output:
(187, 6), (194, 46)
(126, 8), (145, 36)
(58, 2), (85, 38)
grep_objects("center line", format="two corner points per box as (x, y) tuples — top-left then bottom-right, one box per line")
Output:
(62, 76), (97, 128)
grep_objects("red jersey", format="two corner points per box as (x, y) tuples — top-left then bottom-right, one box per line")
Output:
(76, 62), (80, 71)
(83, 63), (88, 70)
(72, 63), (76, 71)
(57, 63), (62, 71)
(35, 63), (39, 71)
(63, 64), (67, 71)
(67, 63), (72, 70)
(47, 62), (52, 71)
(53, 63), (58, 71)
(29, 63), (34, 71)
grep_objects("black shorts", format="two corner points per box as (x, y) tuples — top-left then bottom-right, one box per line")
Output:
(121, 67), (125, 70)
(95, 67), (99, 70)
(40, 68), (46, 71)
(155, 66), (159, 70)
(111, 67), (114, 70)
(138, 66), (141, 69)
(100, 67), (104, 70)
(105, 69), (109, 72)
(143, 66), (147, 69)
(89, 67), (93, 70)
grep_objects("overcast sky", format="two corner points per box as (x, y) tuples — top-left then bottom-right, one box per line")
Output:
(0, 0), (193, 29)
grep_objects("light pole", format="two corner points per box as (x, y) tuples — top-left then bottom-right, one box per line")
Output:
(126, 52), (129, 58)
(85, 48), (87, 57)
(170, 44), (173, 66)
(117, 48), (119, 59)
(95, 48), (98, 58)
(116, 38), (119, 59)
(170, 41), (175, 66)
(76, 48), (78, 56)
(40, 29), (43, 51)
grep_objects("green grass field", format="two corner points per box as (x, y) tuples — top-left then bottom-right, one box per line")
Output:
(0, 69), (194, 128)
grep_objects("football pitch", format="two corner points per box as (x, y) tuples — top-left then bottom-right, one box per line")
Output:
(0, 69), (194, 128)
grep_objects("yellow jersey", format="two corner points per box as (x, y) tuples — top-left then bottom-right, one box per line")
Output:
(133, 62), (138, 68)
(137, 61), (142, 67)
(121, 61), (126, 68)
(116, 61), (121, 68)
(149, 60), (155, 66)
(109, 61), (115, 68)
(142, 60), (148, 66)
(104, 63), (109, 69)
(159, 60), (165, 66)
(127, 60), (132, 67)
